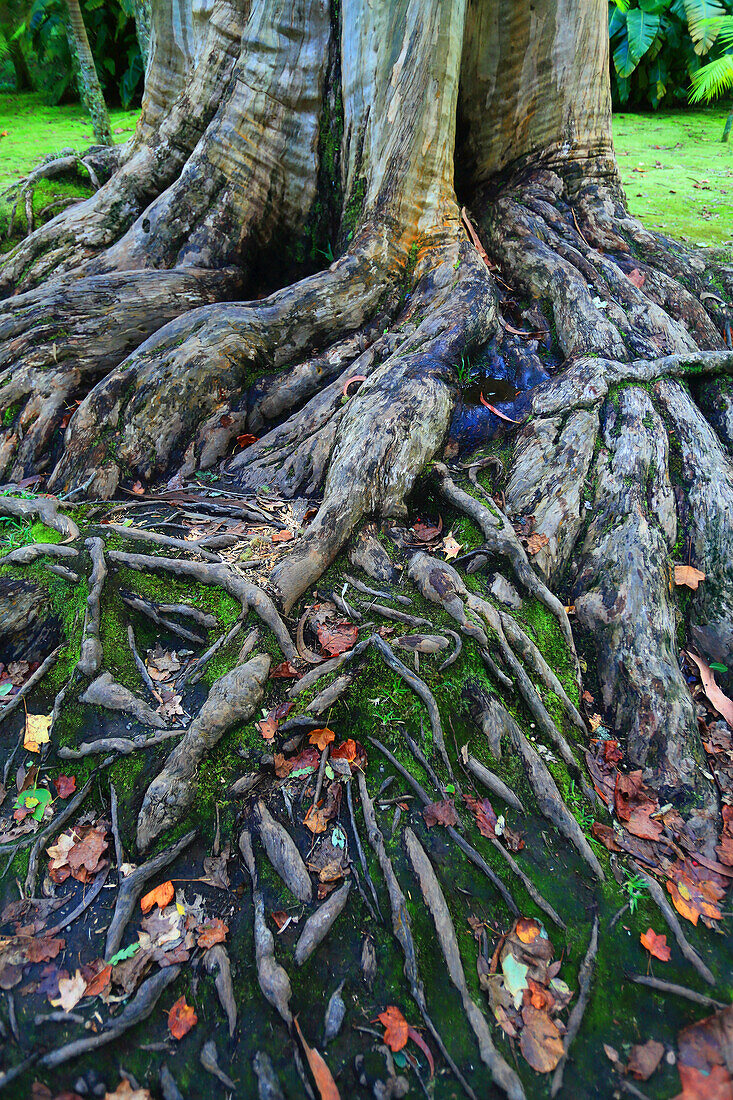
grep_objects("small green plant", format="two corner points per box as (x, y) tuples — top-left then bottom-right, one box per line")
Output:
(0, 516), (33, 553)
(455, 354), (473, 388)
(568, 779), (595, 830)
(622, 871), (649, 913)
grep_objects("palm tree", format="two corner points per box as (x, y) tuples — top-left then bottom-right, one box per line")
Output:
(64, 0), (112, 145)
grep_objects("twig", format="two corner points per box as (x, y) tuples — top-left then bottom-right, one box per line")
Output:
(127, 623), (157, 698)
(110, 784), (123, 872)
(104, 522), (224, 561)
(342, 572), (412, 605)
(346, 779), (383, 922)
(177, 619), (247, 690)
(627, 973), (726, 1009)
(46, 866), (109, 936)
(551, 912), (599, 1096)
(121, 593), (206, 645)
(0, 645), (63, 727)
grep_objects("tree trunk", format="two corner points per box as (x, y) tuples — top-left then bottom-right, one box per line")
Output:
(0, 2), (732, 1096)
(65, 0), (113, 146)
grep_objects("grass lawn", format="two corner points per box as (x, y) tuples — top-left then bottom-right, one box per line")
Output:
(0, 92), (731, 250)
(0, 92), (139, 191)
(614, 106), (733, 249)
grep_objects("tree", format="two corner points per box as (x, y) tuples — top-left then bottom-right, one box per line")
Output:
(64, 0), (113, 143)
(0, 2), (731, 1095)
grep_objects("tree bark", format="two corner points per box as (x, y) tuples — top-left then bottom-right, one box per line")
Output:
(64, 0), (113, 146)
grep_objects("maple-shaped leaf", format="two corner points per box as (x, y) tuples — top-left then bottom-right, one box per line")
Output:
(640, 927), (671, 962)
(377, 1005), (409, 1052)
(526, 532), (549, 555)
(309, 727), (336, 751)
(423, 800), (459, 828)
(53, 775), (76, 799)
(257, 714), (279, 740)
(441, 534), (462, 560)
(197, 918), (228, 949)
(168, 995), (197, 1039)
(50, 969), (87, 1012)
(236, 433), (258, 449)
(24, 713), (51, 753)
(316, 620), (358, 657)
(674, 564), (705, 591)
(270, 661), (301, 679)
(140, 880), (175, 914)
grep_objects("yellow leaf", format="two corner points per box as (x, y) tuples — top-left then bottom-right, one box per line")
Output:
(674, 564), (705, 591)
(24, 713), (52, 753)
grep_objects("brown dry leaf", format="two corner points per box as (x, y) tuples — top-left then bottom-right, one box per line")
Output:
(628, 268), (646, 288)
(168, 995), (197, 1040)
(140, 880), (175, 914)
(465, 795), (498, 838)
(24, 713), (51, 753)
(686, 651), (733, 727)
(293, 1017), (341, 1100)
(526, 532), (549, 555)
(412, 516), (443, 543)
(84, 963), (112, 997)
(627, 1039), (665, 1081)
(25, 936), (65, 964)
(377, 1005), (409, 1052)
(105, 1080), (153, 1100)
(640, 927), (671, 962)
(626, 805), (664, 842)
(53, 775), (76, 799)
(441, 534), (462, 560)
(197, 918), (228, 949)
(257, 714), (279, 740)
(272, 529), (294, 543)
(67, 826), (108, 881)
(316, 620), (358, 657)
(270, 661), (301, 680)
(131, 481), (145, 495)
(236, 433), (258, 450)
(309, 727), (336, 751)
(50, 969), (87, 1012)
(423, 800), (459, 828)
(520, 1006), (564, 1073)
(674, 565), (706, 591)
(588, 713), (602, 733)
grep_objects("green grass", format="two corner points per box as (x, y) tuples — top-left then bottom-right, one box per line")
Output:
(614, 106), (733, 247)
(0, 92), (139, 191)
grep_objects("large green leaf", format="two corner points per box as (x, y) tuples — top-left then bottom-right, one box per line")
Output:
(689, 51), (733, 98)
(684, 0), (726, 53)
(627, 8), (662, 61)
(614, 27), (638, 76)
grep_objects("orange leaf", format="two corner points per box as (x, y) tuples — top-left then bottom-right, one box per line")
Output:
(309, 727), (335, 751)
(377, 1005), (409, 1052)
(272, 530), (294, 542)
(236, 433), (258, 449)
(331, 739), (357, 762)
(479, 393), (522, 422)
(640, 927), (671, 962)
(674, 565), (705, 591)
(628, 268), (646, 289)
(140, 880), (174, 914)
(686, 651), (733, 727)
(197, 918), (228, 949)
(84, 963), (112, 997)
(168, 996), (197, 1040)
(294, 1017), (341, 1100)
(257, 715), (279, 740)
(516, 918), (541, 945)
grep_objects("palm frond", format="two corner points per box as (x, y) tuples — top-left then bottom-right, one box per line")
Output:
(689, 51), (733, 98)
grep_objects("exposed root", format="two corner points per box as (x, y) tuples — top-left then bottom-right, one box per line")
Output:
(121, 593), (207, 645)
(204, 945), (237, 1038)
(252, 800), (312, 904)
(346, 778), (383, 923)
(0, 644), (62, 727)
(76, 537), (106, 677)
(434, 462), (577, 666)
(404, 827), (526, 1100)
(627, 974), (726, 1010)
(127, 623), (157, 698)
(628, 861), (715, 986)
(0, 543), (78, 568)
(464, 753), (524, 813)
(105, 830), (195, 957)
(294, 881), (351, 966)
(550, 913), (599, 1097)
(79, 671), (166, 728)
(0, 494), (79, 541)
(356, 770), (479, 1100)
(239, 829), (293, 1026)
(58, 728), (184, 760)
(106, 550), (295, 660)
(136, 653), (269, 850)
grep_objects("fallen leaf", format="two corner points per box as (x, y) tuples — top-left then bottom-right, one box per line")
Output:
(627, 1038), (665, 1081)
(272, 530), (294, 543)
(412, 516), (443, 542)
(197, 918), (228, 949)
(257, 714), (279, 740)
(84, 963), (112, 997)
(104, 1080), (153, 1099)
(140, 881), (175, 914)
(236, 433), (258, 449)
(294, 1017), (341, 1100)
(377, 1005), (409, 1052)
(131, 481), (145, 495)
(674, 565), (706, 591)
(24, 714), (51, 753)
(270, 661), (301, 680)
(25, 936), (65, 964)
(309, 727), (336, 751)
(526, 532), (549, 555)
(316, 620), (358, 657)
(520, 1006), (564, 1072)
(516, 918), (541, 945)
(423, 800), (459, 828)
(168, 995), (197, 1040)
(465, 795), (498, 837)
(50, 970), (87, 1012)
(640, 927), (671, 962)
(407, 1024), (435, 1077)
(441, 534), (462, 560)
(628, 268), (646, 288)
(686, 652), (733, 727)
(53, 775), (76, 799)
(479, 393), (522, 423)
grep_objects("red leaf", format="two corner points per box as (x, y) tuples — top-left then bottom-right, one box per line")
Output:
(407, 1025), (435, 1077)
(272, 530), (294, 543)
(270, 661), (301, 680)
(168, 996), (197, 1040)
(465, 795), (498, 837)
(315, 620), (358, 657)
(628, 268), (646, 288)
(479, 393), (522, 423)
(53, 775), (77, 799)
(236, 434), (258, 449)
(377, 1006), (409, 1052)
(423, 800), (459, 828)
(640, 927), (671, 962)
(294, 1018), (341, 1100)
